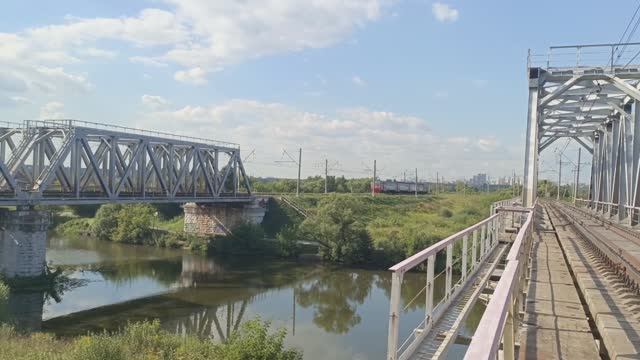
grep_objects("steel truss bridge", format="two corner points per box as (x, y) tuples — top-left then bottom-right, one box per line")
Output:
(0, 120), (253, 205)
(386, 43), (640, 360)
(523, 42), (640, 213)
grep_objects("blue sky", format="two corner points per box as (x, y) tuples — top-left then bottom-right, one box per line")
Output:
(0, 1), (634, 182)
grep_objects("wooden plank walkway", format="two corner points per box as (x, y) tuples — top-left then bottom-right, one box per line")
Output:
(518, 206), (601, 359)
(548, 204), (640, 360)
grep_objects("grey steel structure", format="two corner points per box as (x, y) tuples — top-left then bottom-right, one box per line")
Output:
(0, 120), (252, 205)
(524, 43), (640, 223)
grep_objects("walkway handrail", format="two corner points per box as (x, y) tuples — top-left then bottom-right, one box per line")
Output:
(464, 260), (519, 360)
(390, 213), (499, 273)
(464, 206), (535, 360)
(387, 210), (502, 360)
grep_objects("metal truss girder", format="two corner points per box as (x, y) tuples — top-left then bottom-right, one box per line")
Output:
(572, 137), (593, 154)
(0, 121), (252, 205)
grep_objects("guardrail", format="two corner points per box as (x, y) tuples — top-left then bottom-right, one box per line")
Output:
(387, 211), (502, 360)
(24, 119), (240, 149)
(527, 43), (640, 72)
(575, 198), (640, 224)
(464, 205), (535, 360)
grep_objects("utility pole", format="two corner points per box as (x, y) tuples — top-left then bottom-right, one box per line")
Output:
(415, 168), (418, 198)
(296, 148), (302, 197)
(557, 157), (562, 201)
(404, 171), (406, 182)
(574, 148), (581, 204)
(324, 158), (328, 194)
(436, 172), (439, 194)
(372, 160), (377, 197)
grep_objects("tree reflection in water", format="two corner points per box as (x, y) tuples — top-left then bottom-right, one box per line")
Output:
(295, 269), (374, 334)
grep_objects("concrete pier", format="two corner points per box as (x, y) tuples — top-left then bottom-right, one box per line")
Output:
(0, 208), (50, 278)
(183, 197), (267, 236)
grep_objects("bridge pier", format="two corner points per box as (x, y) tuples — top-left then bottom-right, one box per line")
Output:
(0, 208), (50, 278)
(183, 198), (267, 236)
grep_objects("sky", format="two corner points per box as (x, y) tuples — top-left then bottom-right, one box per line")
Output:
(0, 1), (635, 184)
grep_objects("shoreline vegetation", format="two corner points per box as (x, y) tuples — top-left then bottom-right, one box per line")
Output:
(0, 277), (302, 360)
(51, 186), (512, 267)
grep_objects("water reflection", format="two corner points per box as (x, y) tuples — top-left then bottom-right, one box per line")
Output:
(296, 271), (374, 334)
(3, 236), (486, 359)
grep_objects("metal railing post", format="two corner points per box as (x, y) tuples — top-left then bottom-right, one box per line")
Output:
(387, 271), (403, 360)
(426, 255), (435, 325)
(472, 230), (478, 269)
(445, 244), (453, 299)
(503, 298), (516, 360)
(480, 224), (487, 258)
(462, 235), (468, 280)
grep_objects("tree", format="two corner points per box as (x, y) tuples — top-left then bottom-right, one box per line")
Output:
(112, 204), (155, 244)
(300, 196), (372, 264)
(92, 204), (123, 240)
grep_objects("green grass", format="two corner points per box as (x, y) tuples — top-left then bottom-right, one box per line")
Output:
(276, 191), (511, 265)
(156, 216), (184, 233)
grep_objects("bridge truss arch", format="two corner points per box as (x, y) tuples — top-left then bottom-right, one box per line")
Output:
(523, 43), (640, 223)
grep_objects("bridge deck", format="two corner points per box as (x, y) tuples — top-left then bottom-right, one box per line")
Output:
(518, 205), (601, 359)
(547, 203), (640, 360)
(408, 244), (507, 360)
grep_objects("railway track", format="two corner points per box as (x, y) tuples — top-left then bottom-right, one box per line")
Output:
(547, 201), (640, 295)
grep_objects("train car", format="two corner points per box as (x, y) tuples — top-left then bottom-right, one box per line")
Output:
(373, 180), (430, 194)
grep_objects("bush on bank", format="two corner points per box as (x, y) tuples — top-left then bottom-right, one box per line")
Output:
(0, 318), (302, 360)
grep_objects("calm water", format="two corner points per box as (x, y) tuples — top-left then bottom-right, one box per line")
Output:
(6, 236), (484, 360)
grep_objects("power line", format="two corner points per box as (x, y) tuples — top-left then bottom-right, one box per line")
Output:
(614, 2), (640, 62)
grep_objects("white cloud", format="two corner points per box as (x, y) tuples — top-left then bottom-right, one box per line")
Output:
(477, 137), (498, 152)
(352, 75), (367, 87)
(9, 96), (30, 105)
(141, 94), (170, 109)
(130, 56), (168, 67)
(0, 1), (393, 88)
(39, 101), (65, 119)
(133, 99), (515, 178)
(80, 47), (117, 59)
(0, 72), (28, 92)
(174, 67), (208, 85)
(432, 3), (459, 23)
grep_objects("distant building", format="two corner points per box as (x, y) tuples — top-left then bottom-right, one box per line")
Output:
(469, 173), (488, 188)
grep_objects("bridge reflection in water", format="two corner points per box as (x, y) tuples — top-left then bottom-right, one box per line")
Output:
(4, 235), (488, 360)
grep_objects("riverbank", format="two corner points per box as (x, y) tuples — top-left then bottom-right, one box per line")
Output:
(0, 277), (302, 360)
(51, 191), (511, 267)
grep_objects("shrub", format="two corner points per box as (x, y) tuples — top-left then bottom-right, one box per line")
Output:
(93, 204), (123, 240)
(439, 208), (453, 218)
(68, 204), (101, 218)
(0, 280), (8, 323)
(218, 319), (302, 360)
(56, 218), (93, 237)
(230, 223), (265, 251)
(112, 205), (155, 244)
(276, 226), (300, 258)
(300, 196), (372, 265)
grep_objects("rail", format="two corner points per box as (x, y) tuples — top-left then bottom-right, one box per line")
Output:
(387, 210), (502, 360)
(464, 205), (535, 360)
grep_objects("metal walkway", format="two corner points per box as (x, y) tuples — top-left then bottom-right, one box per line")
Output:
(386, 199), (521, 360)
(408, 244), (507, 359)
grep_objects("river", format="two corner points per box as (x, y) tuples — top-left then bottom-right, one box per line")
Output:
(5, 235), (485, 360)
